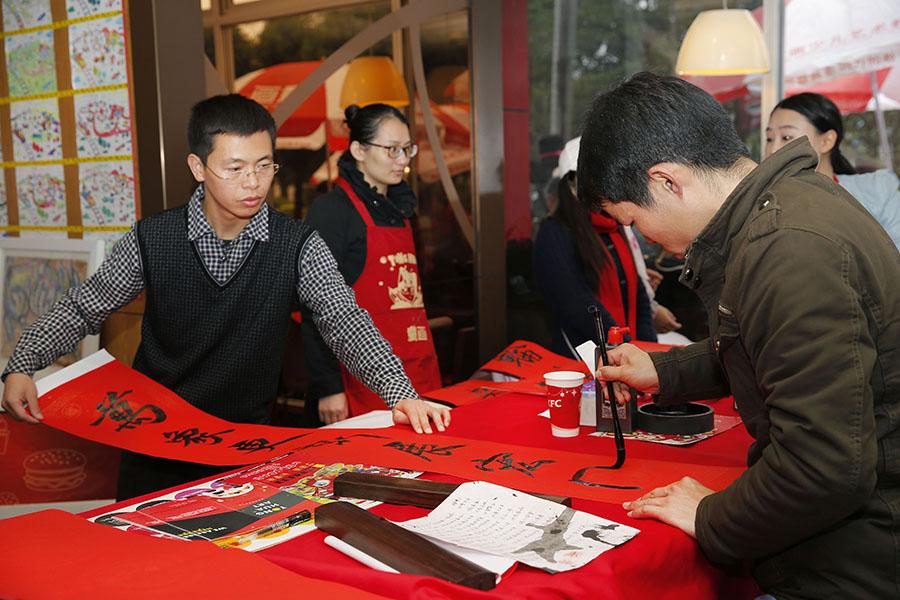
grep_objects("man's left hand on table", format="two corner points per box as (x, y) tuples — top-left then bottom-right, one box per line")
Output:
(622, 476), (714, 538)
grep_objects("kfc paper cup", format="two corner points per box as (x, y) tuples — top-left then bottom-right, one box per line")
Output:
(544, 371), (584, 437)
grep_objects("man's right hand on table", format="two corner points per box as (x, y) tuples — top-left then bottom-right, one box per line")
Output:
(596, 343), (661, 405)
(1, 373), (42, 423)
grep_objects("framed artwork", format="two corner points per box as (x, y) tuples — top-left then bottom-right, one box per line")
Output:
(0, 238), (105, 371)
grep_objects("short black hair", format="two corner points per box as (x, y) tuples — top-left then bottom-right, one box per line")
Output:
(773, 92), (855, 175)
(187, 94), (277, 162)
(577, 72), (749, 210)
(344, 103), (409, 144)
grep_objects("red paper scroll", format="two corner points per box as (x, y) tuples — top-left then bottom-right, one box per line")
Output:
(0, 510), (389, 600)
(424, 341), (679, 407)
(480, 340), (590, 380)
(422, 378), (546, 406)
(36, 356), (745, 504)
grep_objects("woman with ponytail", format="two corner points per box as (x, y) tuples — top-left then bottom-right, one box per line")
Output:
(301, 103), (444, 426)
(533, 137), (657, 357)
(766, 92), (900, 247)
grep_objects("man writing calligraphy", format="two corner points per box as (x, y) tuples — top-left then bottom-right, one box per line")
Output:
(581, 73), (899, 598)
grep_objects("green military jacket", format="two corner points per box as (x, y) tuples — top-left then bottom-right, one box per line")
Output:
(650, 139), (900, 599)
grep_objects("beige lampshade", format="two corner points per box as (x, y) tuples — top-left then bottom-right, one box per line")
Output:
(676, 9), (770, 76)
(339, 56), (410, 109)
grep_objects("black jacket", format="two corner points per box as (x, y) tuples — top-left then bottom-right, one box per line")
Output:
(651, 139), (900, 599)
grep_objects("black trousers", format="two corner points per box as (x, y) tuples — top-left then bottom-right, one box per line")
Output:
(116, 450), (236, 502)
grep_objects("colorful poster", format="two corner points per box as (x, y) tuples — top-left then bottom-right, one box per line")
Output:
(78, 160), (135, 236)
(90, 458), (419, 552)
(0, 173), (7, 233)
(4, 29), (56, 97)
(36, 352), (747, 505)
(74, 88), (131, 156)
(1, 0), (52, 31)
(66, 0), (122, 19)
(10, 98), (62, 162)
(15, 165), (67, 237)
(1, 254), (87, 359)
(68, 13), (127, 89)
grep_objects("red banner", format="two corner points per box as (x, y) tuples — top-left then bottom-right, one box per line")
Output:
(34, 354), (745, 504)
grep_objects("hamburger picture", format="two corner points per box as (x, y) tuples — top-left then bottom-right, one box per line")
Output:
(23, 448), (87, 492)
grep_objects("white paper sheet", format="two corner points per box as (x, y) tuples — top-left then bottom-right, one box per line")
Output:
(322, 410), (394, 429)
(400, 481), (639, 573)
(575, 340), (598, 374)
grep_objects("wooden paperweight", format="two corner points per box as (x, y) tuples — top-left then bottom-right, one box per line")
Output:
(314, 501), (497, 590)
(333, 472), (571, 509)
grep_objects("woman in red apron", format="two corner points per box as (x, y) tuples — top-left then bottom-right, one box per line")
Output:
(302, 103), (444, 424)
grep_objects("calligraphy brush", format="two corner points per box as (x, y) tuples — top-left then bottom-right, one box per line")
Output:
(590, 307), (626, 469)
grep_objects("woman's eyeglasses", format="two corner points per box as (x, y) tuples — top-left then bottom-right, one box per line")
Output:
(365, 142), (419, 159)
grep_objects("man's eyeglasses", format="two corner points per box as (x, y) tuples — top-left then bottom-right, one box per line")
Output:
(205, 162), (281, 182)
(365, 142), (419, 159)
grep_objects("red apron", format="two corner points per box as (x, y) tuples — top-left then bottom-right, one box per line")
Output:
(335, 178), (443, 416)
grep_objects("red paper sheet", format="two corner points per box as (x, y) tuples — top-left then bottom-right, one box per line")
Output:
(0, 509), (389, 600)
(36, 356), (745, 504)
(422, 378), (546, 406)
(479, 340), (590, 380)
(427, 340), (679, 406)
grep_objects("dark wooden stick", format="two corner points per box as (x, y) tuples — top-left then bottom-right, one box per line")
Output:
(315, 501), (497, 590)
(333, 472), (571, 508)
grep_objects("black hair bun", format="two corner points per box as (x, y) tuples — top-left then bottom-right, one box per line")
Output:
(344, 104), (360, 124)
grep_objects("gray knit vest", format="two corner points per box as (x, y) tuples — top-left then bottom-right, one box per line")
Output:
(132, 205), (310, 424)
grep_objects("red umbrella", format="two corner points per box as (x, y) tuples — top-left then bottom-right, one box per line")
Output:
(786, 67), (893, 113)
(237, 61), (328, 138)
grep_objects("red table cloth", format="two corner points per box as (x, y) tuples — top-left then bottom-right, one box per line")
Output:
(78, 390), (758, 599)
(264, 392), (758, 599)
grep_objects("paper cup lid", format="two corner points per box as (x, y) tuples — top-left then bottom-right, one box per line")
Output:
(543, 370), (585, 388)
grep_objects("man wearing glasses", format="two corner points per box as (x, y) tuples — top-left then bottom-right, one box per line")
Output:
(1, 94), (450, 500)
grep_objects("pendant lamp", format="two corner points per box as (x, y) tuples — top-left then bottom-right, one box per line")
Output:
(339, 56), (410, 109)
(676, 6), (770, 76)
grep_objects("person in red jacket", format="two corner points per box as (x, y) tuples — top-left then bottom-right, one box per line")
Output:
(302, 103), (443, 425)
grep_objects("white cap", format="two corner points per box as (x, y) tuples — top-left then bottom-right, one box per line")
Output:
(552, 136), (581, 179)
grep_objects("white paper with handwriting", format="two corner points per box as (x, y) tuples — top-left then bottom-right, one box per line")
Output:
(400, 481), (639, 573)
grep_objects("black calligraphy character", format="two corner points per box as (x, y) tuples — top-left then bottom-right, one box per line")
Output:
(570, 466), (640, 490)
(163, 427), (235, 447)
(470, 452), (555, 477)
(91, 390), (167, 432)
(230, 434), (307, 453)
(497, 343), (542, 368)
(384, 441), (465, 462)
(298, 433), (388, 450)
(472, 387), (503, 400)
